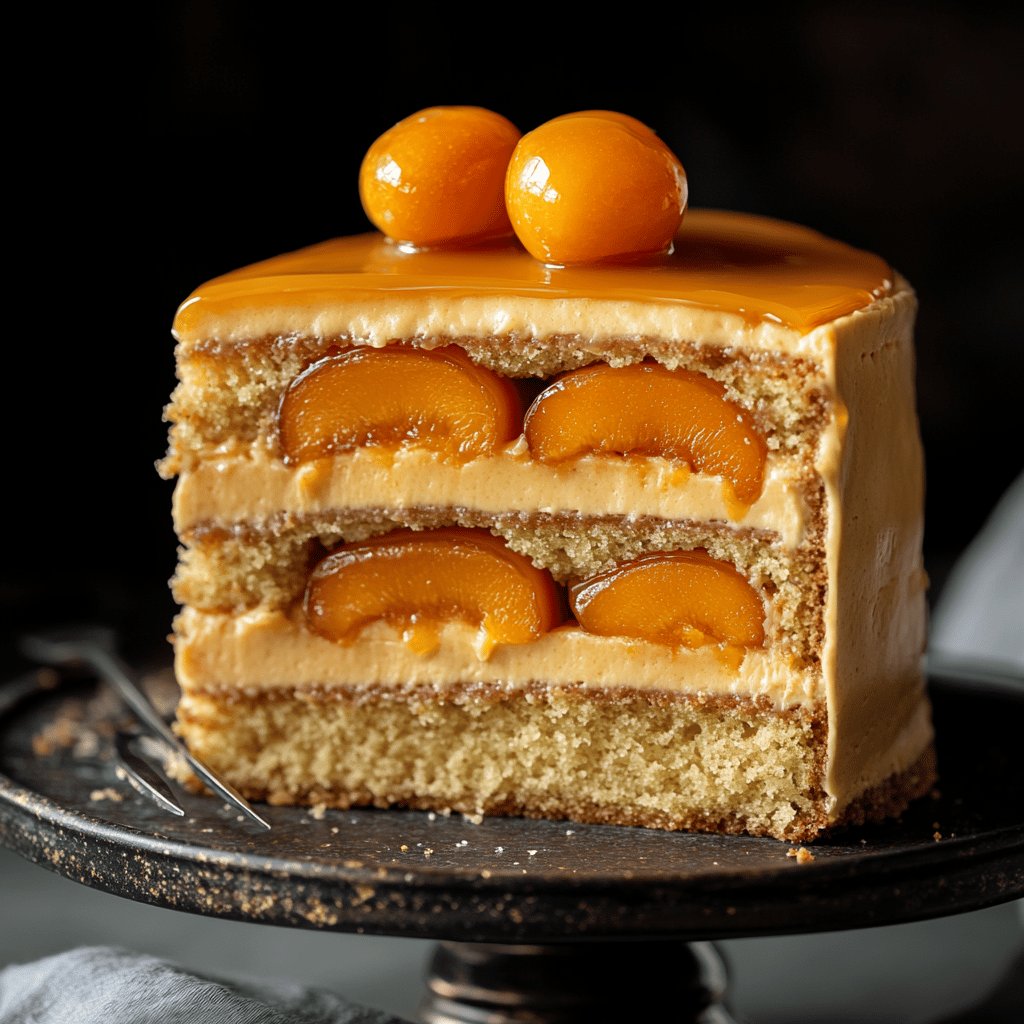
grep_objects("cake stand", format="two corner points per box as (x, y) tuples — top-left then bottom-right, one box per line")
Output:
(1, 666), (1021, 1023)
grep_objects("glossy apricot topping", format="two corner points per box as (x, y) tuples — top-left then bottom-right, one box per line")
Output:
(570, 551), (765, 650)
(549, 110), (658, 137)
(524, 362), (767, 506)
(505, 112), (687, 265)
(359, 106), (521, 247)
(305, 528), (561, 656)
(279, 346), (521, 464)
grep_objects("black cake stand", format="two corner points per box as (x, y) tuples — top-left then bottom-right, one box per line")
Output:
(1, 666), (1022, 1023)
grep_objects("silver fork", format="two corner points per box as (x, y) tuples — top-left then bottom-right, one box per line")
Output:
(115, 731), (186, 817)
(21, 626), (270, 830)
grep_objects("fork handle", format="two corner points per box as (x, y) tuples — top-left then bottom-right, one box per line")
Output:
(83, 647), (181, 748)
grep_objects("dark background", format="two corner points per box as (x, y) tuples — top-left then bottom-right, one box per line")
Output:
(5, 3), (1022, 657)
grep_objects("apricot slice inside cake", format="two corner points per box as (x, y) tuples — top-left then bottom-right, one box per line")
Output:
(570, 550), (766, 650)
(304, 527), (561, 654)
(524, 363), (767, 506)
(279, 346), (521, 463)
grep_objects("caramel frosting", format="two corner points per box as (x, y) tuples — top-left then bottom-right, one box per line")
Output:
(175, 607), (823, 709)
(173, 210), (894, 352)
(817, 283), (932, 808)
(173, 446), (811, 547)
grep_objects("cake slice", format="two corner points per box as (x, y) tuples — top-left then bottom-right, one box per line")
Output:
(162, 204), (934, 841)
(164, 105), (933, 840)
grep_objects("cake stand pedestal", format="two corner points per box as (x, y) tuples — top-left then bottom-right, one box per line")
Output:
(420, 939), (732, 1023)
(1, 668), (1021, 1023)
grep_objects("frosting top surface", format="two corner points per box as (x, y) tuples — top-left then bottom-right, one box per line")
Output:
(174, 210), (893, 339)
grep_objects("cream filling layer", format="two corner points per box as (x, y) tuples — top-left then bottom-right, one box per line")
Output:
(175, 607), (822, 708)
(174, 447), (810, 547)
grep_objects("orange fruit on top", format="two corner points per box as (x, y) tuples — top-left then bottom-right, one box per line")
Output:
(278, 345), (522, 464)
(359, 106), (521, 247)
(304, 527), (562, 653)
(505, 111), (687, 265)
(570, 550), (765, 651)
(549, 110), (658, 137)
(524, 362), (767, 508)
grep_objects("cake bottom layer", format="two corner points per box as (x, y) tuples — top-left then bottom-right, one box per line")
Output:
(173, 682), (928, 842)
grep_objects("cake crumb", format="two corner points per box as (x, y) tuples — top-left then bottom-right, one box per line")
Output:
(35, 667), (60, 690)
(32, 735), (55, 757)
(330, 826), (339, 834)
(427, 812), (436, 821)
(73, 731), (101, 759)
(527, 849), (538, 857)
(787, 847), (815, 864)
(89, 787), (124, 803)
(933, 831), (942, 842)
(462, 812), (484, 825)
(308, 803), (327, 820)
(565, 830), (575, 836)
(494, 846), (504, 854)
(400, 844), (409, 852)
(423, 848), (434, 857)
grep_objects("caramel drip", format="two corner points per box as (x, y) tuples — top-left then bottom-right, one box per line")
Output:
(175, 210), (893, 338)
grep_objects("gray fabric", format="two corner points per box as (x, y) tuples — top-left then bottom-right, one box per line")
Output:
(931, 471), (1024, 671)
(0, 946), (410, 1024)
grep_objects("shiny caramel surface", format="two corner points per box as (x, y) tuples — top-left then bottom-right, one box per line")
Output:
(174, 210), (893, 338)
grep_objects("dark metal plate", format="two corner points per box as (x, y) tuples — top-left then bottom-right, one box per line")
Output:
(1, 668), (1021, 942)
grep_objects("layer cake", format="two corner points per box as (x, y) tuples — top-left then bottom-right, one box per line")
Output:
(164, 206), (934, 841)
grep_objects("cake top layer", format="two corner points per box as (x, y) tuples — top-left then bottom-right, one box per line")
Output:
(174, 210), (893, 346)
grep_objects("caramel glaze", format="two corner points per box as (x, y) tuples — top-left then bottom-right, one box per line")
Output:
(174, 210), (893, 339)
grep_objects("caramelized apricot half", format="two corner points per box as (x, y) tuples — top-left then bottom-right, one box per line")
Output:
(279, 346), (521, 464)
(524, 362), (767, 506)
(570, 550), (765, 650)
(359, 106), (520, 247)
(305, 528), (561, 656)
(505, 112), (686, 265)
